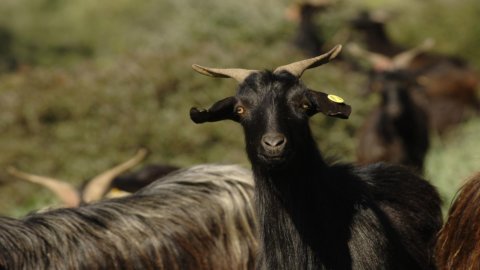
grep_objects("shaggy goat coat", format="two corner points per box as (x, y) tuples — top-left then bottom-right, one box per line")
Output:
(0, 164), (258, 270)
(435, 172), (480, 270)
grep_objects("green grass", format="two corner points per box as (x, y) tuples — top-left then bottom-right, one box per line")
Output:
(0, 0), (479, 217)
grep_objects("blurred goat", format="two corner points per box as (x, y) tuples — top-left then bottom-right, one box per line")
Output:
(8, 149), (178, 207)
(435, 172), (480, 270)
(111, 163), (179, 193)
(349, 10), (403, 57)
(350, 10), (479, 134)
(352, 43), (430, 172)
(286, 0), (332, 56)
(349, 40), (478, 135)
(356, 71), (429, 172)
(0, 164), (258, 269)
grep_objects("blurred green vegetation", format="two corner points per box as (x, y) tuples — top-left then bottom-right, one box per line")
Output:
(0, 0), (479, 217)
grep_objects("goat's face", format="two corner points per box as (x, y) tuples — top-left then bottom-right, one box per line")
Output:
(370, 71), (417, 117)
(190, 45), (350, 167)
(190, 45), (351, 168)
(232, 71), (325, 166)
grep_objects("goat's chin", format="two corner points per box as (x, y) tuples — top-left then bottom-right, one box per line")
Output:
(256, 152), (291, 168)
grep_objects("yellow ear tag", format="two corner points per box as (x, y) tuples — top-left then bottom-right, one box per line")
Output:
(327, 94), (344, 104)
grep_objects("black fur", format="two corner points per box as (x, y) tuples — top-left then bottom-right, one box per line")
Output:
(357, 71), (430, 172)
(191, 69), (442, 269)
(110, 164), (179, 193)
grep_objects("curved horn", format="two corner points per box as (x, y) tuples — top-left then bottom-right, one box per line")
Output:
(82, 148), (148, 203)
(346, 43), (394, 71)
(274, 44), (342, 77)
(191, 64), (258, 83)
(7, 166), (80, 207)
(392, 38), (435, 69)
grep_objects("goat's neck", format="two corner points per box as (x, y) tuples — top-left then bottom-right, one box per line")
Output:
(253, 147), (325, 197)
(252, 138), (351, 269)
(380, 93), (419, 142)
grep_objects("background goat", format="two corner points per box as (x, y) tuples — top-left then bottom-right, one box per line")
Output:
(350, 10), (405, 57)
(285, 0), (331, 57)
(349, 41), (478, 136)
(351, 44), (431, 172)
(0, 164), (258, 270)
(356, 70), (429, 172)
(349, 10), (403, 57)
(349, 15), (479, 134)
(190, 45), (442, 269)
(111, 163), (179, 193)
(8, 149), (178, 207)
(435, 172), (480, 270)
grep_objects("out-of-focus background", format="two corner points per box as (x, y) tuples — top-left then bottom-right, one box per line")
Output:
(0, 0), (479, 217)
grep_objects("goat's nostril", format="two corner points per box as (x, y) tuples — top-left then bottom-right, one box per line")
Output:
(262, 134), (287, 148)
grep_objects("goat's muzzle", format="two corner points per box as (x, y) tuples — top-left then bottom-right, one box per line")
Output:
(260, 133), (287, 159)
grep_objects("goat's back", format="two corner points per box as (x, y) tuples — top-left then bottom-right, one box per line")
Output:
(355, 163), (442, 269)
(435, 172), (480, 270)
(0, 164), (258, 270)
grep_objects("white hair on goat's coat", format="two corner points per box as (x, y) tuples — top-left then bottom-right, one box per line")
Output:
(0, 164), (258, 270)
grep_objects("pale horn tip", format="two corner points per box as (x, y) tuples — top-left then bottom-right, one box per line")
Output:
(330, 44), (343, 60)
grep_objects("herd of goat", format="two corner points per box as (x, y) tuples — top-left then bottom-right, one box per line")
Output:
(1, 4), (480, 270)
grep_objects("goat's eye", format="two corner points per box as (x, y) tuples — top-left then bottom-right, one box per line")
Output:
(235, 106), (246, 115)
(301, 103), (311, 110)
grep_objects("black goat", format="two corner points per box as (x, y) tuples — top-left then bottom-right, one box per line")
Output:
(356, 70), (429, 173)
(0, 164), (258, 269)
(190, 45), (442, 269)
(111, 164), (179, 193)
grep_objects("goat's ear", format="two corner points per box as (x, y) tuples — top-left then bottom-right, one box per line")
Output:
(307, 90), (352, 119)
(190, 96), (238, 124)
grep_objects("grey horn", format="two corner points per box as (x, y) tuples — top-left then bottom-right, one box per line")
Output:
(191, 64), (258, 83)
(391, 38), (435, 69)
(83, 148), (148, 203)
(274, 44), (342, 77)
(346, 43), (393, 71)
(7, 166), (81, 207)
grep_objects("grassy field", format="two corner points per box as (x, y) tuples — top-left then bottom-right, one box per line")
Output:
(0, 0), (479, 217)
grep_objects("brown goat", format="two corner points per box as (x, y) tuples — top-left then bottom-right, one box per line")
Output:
(349, 41), (479, 135)
(356, 70), (429, 173)
(435, 172), (480, 270)
(351, 43), (431, 172)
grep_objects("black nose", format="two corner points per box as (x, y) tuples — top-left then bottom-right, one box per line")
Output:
(261, 133), (287, 155)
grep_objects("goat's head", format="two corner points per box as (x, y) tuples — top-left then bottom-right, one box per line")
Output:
(371, 70), (419, 117)
(348, 41), (434, 116)
(190, 45), (351, 167)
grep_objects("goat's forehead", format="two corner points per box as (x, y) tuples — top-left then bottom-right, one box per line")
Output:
(237, 72), (302, 99)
